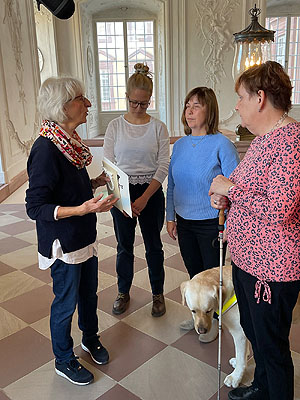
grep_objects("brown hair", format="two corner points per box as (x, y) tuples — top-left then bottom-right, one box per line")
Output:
(181, 87), (219, 135)
(235, 61), (292, 112)
(126, 63), (153, 96)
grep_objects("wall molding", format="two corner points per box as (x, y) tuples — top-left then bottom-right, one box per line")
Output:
(0, 169), (28, 203)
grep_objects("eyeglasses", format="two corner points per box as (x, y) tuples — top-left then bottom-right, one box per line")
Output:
(128, 97), (150, 109)
(74, 95), (87, 102)
(67, 95), (87, 103)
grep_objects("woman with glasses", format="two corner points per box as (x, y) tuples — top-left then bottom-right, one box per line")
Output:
(26, 77), (118, 385)
(166, 87), (239, 341)
(104, 63), (169, 317)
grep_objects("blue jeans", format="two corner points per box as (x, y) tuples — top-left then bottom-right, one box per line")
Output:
(111, 183), (165, 295)
(50, 256), (99, 363)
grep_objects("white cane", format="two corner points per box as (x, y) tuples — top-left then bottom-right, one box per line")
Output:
(217, 209), (225, 400)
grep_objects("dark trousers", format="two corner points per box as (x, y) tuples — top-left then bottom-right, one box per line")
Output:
(176, 214), (226, 279)
(111, 183), (165, 295)
(50, 256), (99, 363)
(232, 262), (300, 400)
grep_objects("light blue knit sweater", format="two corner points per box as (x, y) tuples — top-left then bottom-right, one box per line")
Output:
(166, 133), (240, 221)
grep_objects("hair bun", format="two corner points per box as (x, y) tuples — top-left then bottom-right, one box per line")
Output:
(134, 63), (150, 75)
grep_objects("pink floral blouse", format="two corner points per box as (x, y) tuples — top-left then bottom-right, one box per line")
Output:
(227, 122), (300, 282)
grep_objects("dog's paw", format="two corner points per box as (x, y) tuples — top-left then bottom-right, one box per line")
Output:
(224, 373), (242, 388)
(229, 357), (236, 368)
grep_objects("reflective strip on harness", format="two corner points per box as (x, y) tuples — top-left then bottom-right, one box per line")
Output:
(216, 294), (237, 316)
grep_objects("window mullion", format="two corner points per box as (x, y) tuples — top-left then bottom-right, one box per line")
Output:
(285, 16), (291, 71)
(123, 21), (129, 111)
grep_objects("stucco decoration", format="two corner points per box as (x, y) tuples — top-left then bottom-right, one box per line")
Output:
(3, 0), (27, 125)
(87, 45), (93, 77)
(220, 109), (237, 126)
(195, 0), (240, 90)
(5, 112), (37, 156)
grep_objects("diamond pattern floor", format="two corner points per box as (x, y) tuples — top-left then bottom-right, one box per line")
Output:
(1, 202), (300, 399)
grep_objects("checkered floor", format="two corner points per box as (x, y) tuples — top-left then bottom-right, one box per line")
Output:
(1, 199), (300, 399)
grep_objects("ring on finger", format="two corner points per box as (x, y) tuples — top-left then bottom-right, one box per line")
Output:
(214, 200), (217, 205)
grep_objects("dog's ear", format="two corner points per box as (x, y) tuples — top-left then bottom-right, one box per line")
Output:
(180, 281), (188, 306)
(212, 285), (220, 309)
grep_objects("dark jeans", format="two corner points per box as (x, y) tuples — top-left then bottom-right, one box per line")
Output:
(50, 256), (99, 363)
(111, 183), (165, 295)
(176, 214), (226, 279)
(232, 262), (300, 400)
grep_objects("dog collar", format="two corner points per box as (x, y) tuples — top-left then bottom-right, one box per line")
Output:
(216, 294), (237, 316)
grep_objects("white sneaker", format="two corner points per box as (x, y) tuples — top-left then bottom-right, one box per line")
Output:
(199, 319), (219, 343)
(179, 319), (194, 330)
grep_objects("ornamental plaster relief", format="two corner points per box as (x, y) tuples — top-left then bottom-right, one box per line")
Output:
(5, 112), (37, 156)
(3, 0), (27, 125)
(2, 0), (38, 156)
(194, 0), (240, 91)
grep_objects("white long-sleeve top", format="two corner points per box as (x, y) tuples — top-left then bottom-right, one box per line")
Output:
(103, 116), (169, 185)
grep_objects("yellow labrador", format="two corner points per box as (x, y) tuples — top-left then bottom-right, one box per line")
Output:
(181, 265), (300, 388)
(180, 265), (249, 388)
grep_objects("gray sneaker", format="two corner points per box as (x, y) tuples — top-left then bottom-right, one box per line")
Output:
(179, 319), (194, 330)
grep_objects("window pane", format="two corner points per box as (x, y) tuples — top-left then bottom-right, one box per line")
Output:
(96, 22), (126, 111)
(126, 20), (155, 110)
(266, 16), (300, 104)
(289, 17), (300, 104)
(266, 17), (287, 67)
(97, 20), (156, 111)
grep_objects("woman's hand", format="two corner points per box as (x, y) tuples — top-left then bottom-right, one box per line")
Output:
(210, 193), (229, 210)
(56, 194), (118, 219)
(91, 172), (110, 190)
(80, 193), (118, 215)
(167, 221), (177, 240)
(209, 175), (234, 197)
(131, 195), (148, 216)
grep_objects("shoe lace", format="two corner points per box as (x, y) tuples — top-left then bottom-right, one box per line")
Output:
(153, 294), (163, 303)
(68, 357), (81, 371)
(117, 293), (128, 300)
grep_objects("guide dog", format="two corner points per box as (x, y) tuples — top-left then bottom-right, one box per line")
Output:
(181, 265), (300, 388)
(180, 265), (248, 388)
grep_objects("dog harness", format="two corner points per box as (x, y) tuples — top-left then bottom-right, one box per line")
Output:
(216, 294), (237, 316)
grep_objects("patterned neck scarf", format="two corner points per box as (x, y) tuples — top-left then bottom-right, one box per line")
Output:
(39, 120), (93, 169)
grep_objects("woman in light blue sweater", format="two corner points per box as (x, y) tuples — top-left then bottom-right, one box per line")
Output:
(166, 87), (239, 339)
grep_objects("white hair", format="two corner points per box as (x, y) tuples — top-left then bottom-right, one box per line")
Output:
(37, 76), (85, 123)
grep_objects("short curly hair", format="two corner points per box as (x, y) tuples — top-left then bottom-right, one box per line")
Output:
(235, 61), (292, 112)
(38, 76), (85, 123)
(181, 87), (219, 135)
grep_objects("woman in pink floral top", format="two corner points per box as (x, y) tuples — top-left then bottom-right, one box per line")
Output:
(209, 61), (300, 400)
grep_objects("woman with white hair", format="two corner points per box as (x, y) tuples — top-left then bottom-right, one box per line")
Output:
(26, 76), (118, 386)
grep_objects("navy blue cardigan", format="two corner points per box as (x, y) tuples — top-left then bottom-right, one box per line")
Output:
(25, 136), (97, 258)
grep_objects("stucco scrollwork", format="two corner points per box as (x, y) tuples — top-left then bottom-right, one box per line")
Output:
(3, 0), (27, 125)
(195, 0), (240, 90)
(87, 45), (94, 77)
(5, 112), (38, 156)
